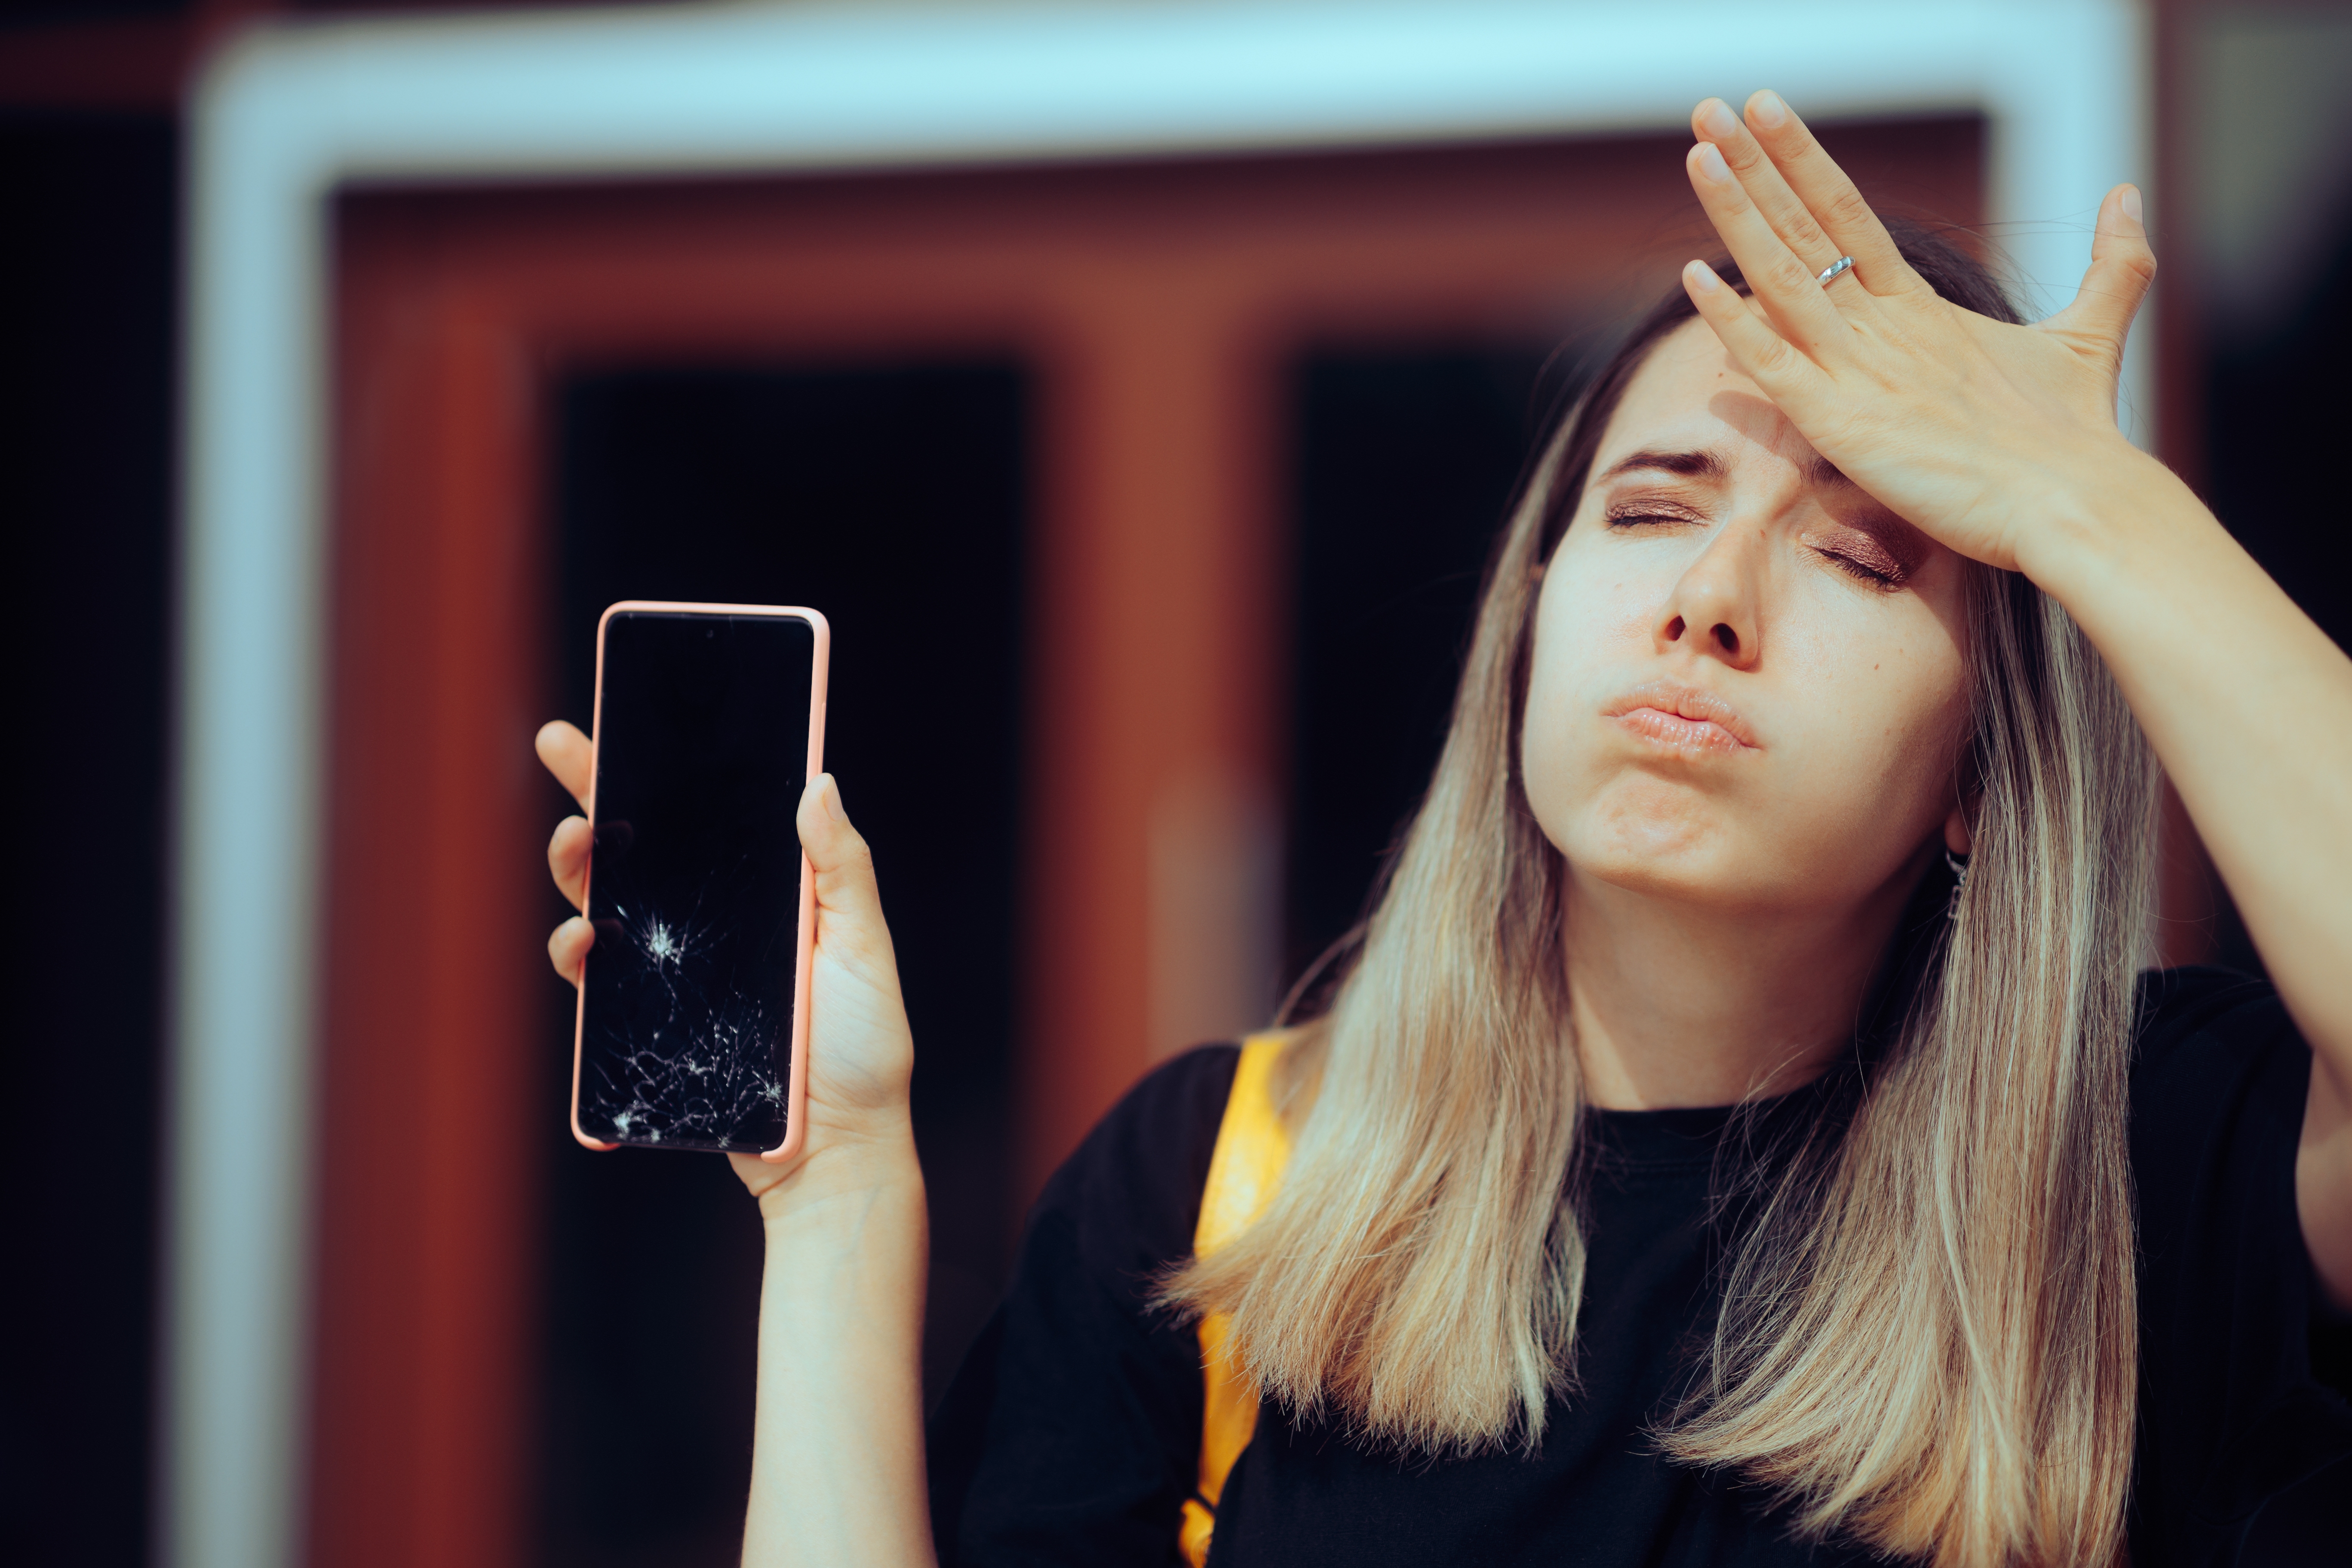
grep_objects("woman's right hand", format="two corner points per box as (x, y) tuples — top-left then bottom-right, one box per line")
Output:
(535, 720), (920, 1212)
(542, 719), (937, 1563)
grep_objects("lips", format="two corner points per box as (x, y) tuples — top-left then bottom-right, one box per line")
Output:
(1602, 680), (1760, 754)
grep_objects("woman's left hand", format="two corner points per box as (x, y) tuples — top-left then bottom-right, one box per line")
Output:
(1677, 91), (2161, 579)
(1675, 97), (2352, 1311)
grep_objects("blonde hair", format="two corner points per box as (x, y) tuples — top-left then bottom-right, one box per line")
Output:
(1164, 227), (2156, 1567)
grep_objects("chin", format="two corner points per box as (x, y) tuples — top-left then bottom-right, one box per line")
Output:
(1557, 792), (1738, 892)
(1547, 773), (1833, 910)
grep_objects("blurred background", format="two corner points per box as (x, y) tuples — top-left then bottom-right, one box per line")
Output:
(3, 2), (2347, 1565)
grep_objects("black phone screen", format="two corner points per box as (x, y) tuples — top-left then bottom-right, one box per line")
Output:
(577, 609), (817, 1153)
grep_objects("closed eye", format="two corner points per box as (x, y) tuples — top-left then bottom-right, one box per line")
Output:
(1803, 523), (1917, 589)
(1605, 503), (1706, 530)
(1811, 545), (1904, 589)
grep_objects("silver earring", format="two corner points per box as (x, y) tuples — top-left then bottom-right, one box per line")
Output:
(1945, 850), (1970, 921)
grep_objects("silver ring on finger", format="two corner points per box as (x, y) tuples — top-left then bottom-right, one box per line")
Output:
(1816, 254), (1856, 288)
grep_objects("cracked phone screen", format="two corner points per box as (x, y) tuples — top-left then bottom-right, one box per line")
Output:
(578, 610), (815, 1153)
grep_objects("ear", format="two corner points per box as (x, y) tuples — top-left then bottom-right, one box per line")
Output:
(1943, 801), (1972, 856)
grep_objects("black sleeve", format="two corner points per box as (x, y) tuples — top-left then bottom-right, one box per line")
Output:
(928, 1044), (1240, 1568)
(2127, 967), (2352, 1562)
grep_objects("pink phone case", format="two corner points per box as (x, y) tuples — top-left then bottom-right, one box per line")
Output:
(570, 599), (830, 1165)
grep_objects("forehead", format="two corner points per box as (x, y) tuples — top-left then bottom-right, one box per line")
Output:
(1594, 316), (1806, 469)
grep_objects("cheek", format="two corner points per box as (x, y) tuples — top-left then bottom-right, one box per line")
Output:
(1525, 533), (1664, 709)
(1768, 598), (1971, 847)
(1520, 544), (1664, 821)
(1549, 530), (1665, 653)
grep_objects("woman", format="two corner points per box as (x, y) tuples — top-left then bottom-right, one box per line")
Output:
(537, 95), (2352, 1566)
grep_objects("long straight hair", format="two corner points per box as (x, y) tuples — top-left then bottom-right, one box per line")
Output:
(1164, 224), (2156, 1567)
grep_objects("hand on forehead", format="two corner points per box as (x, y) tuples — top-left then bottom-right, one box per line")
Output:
(1605, 319), (1823, 482)
(1591, 318), (1935, 558)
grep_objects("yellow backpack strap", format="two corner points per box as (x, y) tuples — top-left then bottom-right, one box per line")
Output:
(1177, 1034), (1292, 1568)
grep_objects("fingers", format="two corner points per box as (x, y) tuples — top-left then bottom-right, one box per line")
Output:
(549, 814), (591, 910)
(796, 774), (898, 965)
(1692, 97), (1842, 276)
(549, 914), (593, 987)
(540, 720), (597, 987)
(1685, 139), (1851, 354)
(1681, 260), (1819, 402)
(2041, 184), (2156, 376)
(535, 720), (593, 812)
(1740, 90), (1922, 301)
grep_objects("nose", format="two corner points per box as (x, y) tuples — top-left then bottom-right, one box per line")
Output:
(1655, 520), (1763, 670)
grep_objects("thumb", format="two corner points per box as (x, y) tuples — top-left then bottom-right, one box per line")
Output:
(2040, 184), (2156, 376)
(796, 773), (894, 955)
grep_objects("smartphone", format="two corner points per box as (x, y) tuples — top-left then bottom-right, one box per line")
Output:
(571, 601), (829, 1161)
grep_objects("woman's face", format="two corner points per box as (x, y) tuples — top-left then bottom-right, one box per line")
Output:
(1522, 317), (1972, 917)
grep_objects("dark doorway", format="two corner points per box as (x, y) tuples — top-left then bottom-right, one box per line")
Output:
(2203, 198), (2352, 1568)
(1282, 341), (1585, 995)
(540, 360), (1028, 1568)
(0, 110), (178, 1568)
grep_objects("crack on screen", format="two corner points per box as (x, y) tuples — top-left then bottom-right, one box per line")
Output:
(587, 894), (784, 1148)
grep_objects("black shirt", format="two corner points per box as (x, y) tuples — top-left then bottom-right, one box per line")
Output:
(928, 967), (2352, 1566)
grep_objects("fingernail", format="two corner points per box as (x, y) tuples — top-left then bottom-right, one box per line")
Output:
(1698, 98), (1739, 140)
(2120, 185), (2143, 225)
(1750, 90), (1789, 129)
(821, 775), (847, 823)
(1686, 261), (1723, 293)
(1696, 141), (1731, 183)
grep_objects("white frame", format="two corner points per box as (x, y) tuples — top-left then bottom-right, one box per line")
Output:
(171, 3), (2148, 1564)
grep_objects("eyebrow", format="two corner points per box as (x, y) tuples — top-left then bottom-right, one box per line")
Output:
(1604, 446), (1861, 492)
(1598, 448), (1725, 482)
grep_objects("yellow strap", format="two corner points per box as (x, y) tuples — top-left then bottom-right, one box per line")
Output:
(1179, 1034), (1291, 1568)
